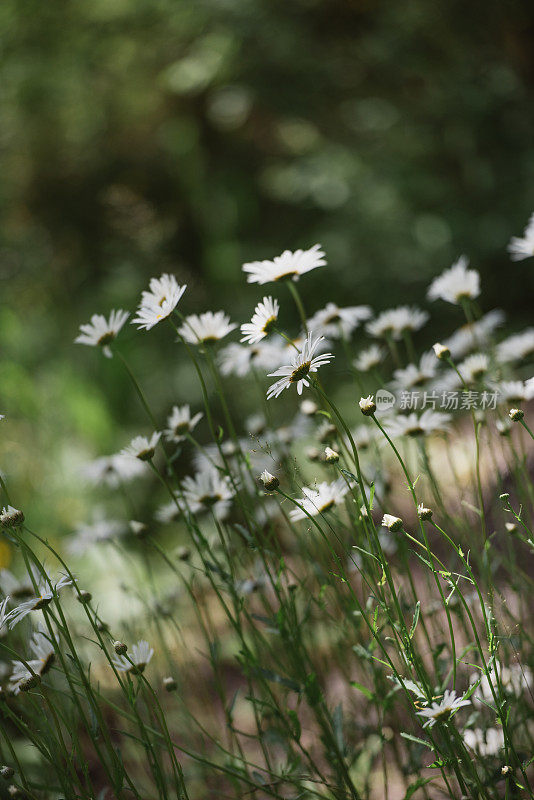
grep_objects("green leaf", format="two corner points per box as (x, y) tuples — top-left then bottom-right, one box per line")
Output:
(402, 777), (433, 799)
(349, 681), (374, 701)
(409, 601), (420, 639)
(400, 732), (432, 749)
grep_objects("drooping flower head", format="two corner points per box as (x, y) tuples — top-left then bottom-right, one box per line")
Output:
(427, 256), (480, 305)
(508, 212), (534, 261)
(132, 274), (186, 330)
(366, 306), (429, 340)
(243, 244), (326, 285)
(120, 432), (161, 462)
(307, 302), (371, 340)
(241, 296), (280, 344)
(181, 468), (235, 520)
(164, 405), (203, 443)
(267, 333), (333, 399)
(75, 310), (129, 357)
(112, 640), (154, 674)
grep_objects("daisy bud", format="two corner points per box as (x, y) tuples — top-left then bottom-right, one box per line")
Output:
(0, 767), (14, 780)
(129, 520), (148, 538)
(505, 522), (518, 534)
(8, 787), (21, 799)
(176, 546), (191, 561)
(300, 399), (318, 416)
(501, 765), (511, 777)
(18, 674), (41, 693)
(114, 641), (127, 655)
(360, 505), (368, 518)
(382, 513), (403, 532)
(305, 447), (321, 462)
(417, 504), (433, 521)
(259, 470), (279, 491)
(0, 506), (24, 528)
(163, 676), (178, 692)
(359, 395), (376, 416)
(499, 492), (510, 501)
(77, 590), (92, 604)
(433, 343), (450, 361)
(324, 447), (339, 464)
(508, 408), (524, 422)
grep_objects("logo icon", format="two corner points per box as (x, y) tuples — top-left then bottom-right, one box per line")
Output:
(376, 389), (395, 411)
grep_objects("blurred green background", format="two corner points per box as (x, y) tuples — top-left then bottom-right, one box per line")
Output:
(1, 0), (534, 548)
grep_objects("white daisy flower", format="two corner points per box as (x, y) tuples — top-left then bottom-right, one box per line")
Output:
(427, 256), (480, 304)
(353, 344), (384, 373)
(496, 329), (534, 363)
(0, 596), (10, 632)
(508, 212), (534, 261)
(385, 410), (451, 438)
(349, 425), (374, 450)
(81, 454), (146, 488)
(218, 341), (283, 378)
(493, 381), (528, 404)
(240, 296), (280, 344)
(382, 513), (403, 531)
(181, 468), (235, 519)
(266, 333), (333, 399)
(0, 569), (34, 599)
(178, 311), (237, 344)
(68, 518), (125, 556)
(393, 352), (437, 390)
(0, 506), (25, 528)
(366, 306), (429, 340)
(164, 405), (203, 443)
(417, 689), (470, 728)
(75, 309), (129, 358)
(9, 660), (42, 694)
(289, 477), (349, 522)
(473, 661), (532, 701)
(6, 573), (72, 630)
(444, 310), (505, 360)
(242, 244), (326, 285)
(132, 274), (187, 330)
(463, 728), (504, 757)
(306, 302), (372, 340)
(112, 640), (154, 674)
(120, 432), (161, 461)
(155, 497), (184, 524)
(457, 353), (489, 384)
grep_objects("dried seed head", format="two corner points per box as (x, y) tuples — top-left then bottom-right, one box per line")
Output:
(508, 408), (524, 422)
(433, 343), (450, 361)
(163, 676), (178, 692)
(324, 447), (339, 464)
(113, 641), (127, 655)
(359, 395), (376, 416)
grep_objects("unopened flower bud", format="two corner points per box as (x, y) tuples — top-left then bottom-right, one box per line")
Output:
(433, 343), (450, 361)
(300, 399), (318, 416)
(501, 765), (511, 777)
(0, 506), (24, 528)
(505, 522), (518, 534)
(163, 676), (177, 693)
(113, 641), (127, 655)
(0, 767), (14, 780)
(259, 470), (279, 491)
(129, 520), (148, 538)
(508, 408), (524, 422)
(176, 546), (191, 561)
(499, 492), (510, 501)
(359, 395), (376, 416)
(417, 504), (433, 521)
(7, 786), (21, 799)
(382, 513), (403, 532)
(77, 590), (92, 604)
(324, 447), (339, 464)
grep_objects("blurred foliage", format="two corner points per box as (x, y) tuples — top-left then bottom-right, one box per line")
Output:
(1, 0), (534, 541)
